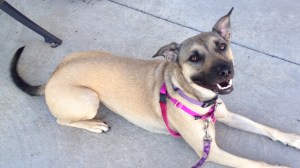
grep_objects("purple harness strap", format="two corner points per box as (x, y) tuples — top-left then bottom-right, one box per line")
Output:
(173, 86), (218, 108)
(159, 83), (216, 168)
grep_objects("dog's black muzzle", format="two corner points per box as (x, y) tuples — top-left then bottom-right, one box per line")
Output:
(191, 61), (234, 95)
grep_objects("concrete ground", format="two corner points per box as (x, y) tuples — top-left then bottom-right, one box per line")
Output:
(1, 0), (300, 167)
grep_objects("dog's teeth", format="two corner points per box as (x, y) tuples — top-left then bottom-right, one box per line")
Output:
(217, 80), (233, 90)
(228, 80), (232, 87)
(217, 84), (226, 90)
(217, 84), (222, 90)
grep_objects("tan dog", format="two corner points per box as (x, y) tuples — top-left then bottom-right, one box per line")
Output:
(10, 9), (300, 168)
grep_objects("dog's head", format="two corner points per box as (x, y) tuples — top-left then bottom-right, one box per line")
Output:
(153, 8), (234, 95)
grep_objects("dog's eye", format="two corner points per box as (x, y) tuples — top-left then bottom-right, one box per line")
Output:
(219, 43), (227, 51)
(188, 51), (202, 63)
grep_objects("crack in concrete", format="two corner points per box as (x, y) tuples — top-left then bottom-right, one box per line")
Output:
(108, 0), (300, 67)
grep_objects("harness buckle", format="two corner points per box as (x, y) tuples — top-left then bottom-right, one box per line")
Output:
(159, 93), (167, 104)
(201, 96), (219, 108)
(201, 103), (209, 108)
(194, 116), (202, 120)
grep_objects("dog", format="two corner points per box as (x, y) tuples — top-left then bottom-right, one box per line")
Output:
(10, 8), (300, 168)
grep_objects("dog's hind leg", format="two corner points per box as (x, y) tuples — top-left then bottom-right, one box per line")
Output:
(216, 102), (300, 149)
(46, 85), (110, 133)
(208, 144), (289, 168)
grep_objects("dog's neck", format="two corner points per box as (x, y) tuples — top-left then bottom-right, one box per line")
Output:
(167, 64), (217, 102)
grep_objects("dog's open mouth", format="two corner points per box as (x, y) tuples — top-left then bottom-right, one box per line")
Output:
(212, 79), (233, 94)
(194, 79), (233, 95)
(217, 79), (232, 90)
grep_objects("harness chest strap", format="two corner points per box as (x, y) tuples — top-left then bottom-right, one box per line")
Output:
(159, 84), (217, 131)
(159, 83), (217, 168)
(159, 101), (181, 137)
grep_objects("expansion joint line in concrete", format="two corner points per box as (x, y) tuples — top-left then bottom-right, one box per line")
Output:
(107, 0), (300, 67)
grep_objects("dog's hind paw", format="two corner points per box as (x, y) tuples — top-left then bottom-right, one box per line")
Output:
(85, 120), (110, 133)
(57, 119), (110, 133)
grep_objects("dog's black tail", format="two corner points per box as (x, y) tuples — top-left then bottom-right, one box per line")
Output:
(10, 46), (45, 96)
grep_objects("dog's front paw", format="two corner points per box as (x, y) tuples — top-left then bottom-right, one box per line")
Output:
(270, 129), (300, 150)
(272, 166), (290, 168)
(260, 162), (290, 168)
(262, 163), (290, 168)
(282, 133), (300, 150)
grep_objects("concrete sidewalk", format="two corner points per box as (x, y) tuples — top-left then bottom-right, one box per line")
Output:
(0, 0), (299, 167)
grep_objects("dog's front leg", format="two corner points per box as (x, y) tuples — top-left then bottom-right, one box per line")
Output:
(208, 144), (289, 168)
(216, 101), (300, 150)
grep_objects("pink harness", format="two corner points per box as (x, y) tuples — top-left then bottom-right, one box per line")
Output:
(159, 83), (217, 167)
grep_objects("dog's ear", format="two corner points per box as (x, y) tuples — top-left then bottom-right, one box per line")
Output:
(152, 42), (181, 62)
(212, 7), (234, 42)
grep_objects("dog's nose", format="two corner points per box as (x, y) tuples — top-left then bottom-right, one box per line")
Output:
(219, 69), (231, 77)
(217, 65), (232, 78)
